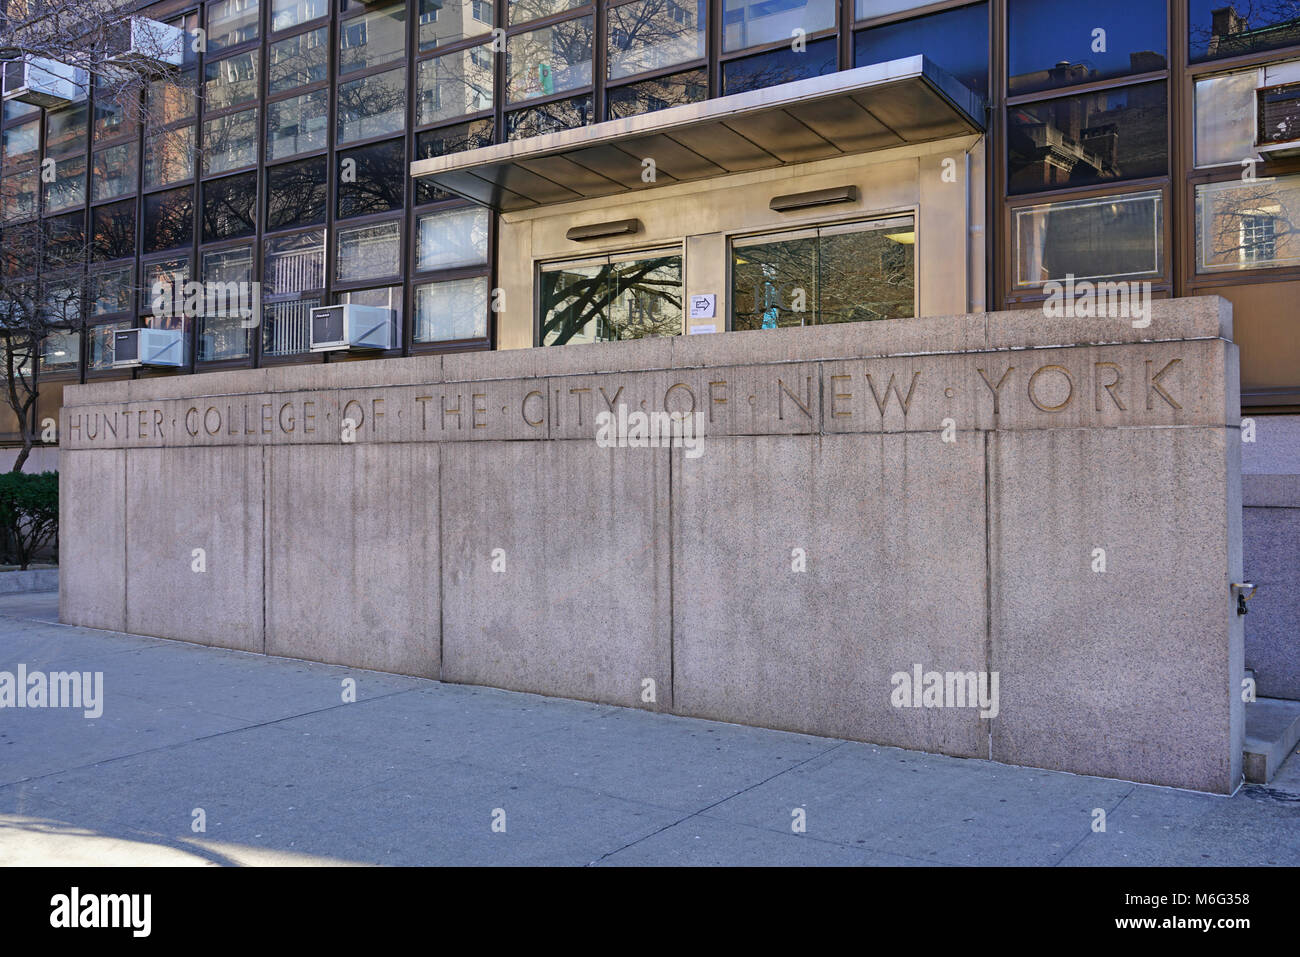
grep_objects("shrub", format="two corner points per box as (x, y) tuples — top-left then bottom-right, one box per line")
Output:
(0, 470), (57, 570)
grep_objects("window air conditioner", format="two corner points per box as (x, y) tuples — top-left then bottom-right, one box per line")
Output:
(309, 304), (393, 352)
(112, 328), (185, 368)
(1257, 82), (1300, 157)
(105, 18), (186, 71)
(1, 57), (88, 107)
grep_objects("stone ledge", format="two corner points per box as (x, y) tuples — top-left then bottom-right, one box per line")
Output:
(63, 298), (1232, 408)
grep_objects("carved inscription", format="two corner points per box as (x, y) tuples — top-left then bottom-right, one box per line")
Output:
(62, 351), (1197, 449)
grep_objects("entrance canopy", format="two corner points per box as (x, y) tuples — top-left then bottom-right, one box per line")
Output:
(409, 56), (985, 213)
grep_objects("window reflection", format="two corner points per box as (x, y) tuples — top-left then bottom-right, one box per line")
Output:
(732, 218), (915, 330)
(1008, 0), (1165, 94)
(724, 0), (836, 53)
(1190, 0), (1300, 63)
(143, 187), (194, 253)
(722, 37), (837, 95)
(419, 0), (494, 51)
(540, 251), (683, 345)
(608, 0), (706, 81)
(1196, 176), (1300, 272)
(417, 42), (495, 125)
(507, 16), (594, 102)
(506, 95), (593, 139)
(855, 2), (989, 96)
(266, 155), (328, 230)
(337, 139), (405, 218)
(607, 68), (707, 119)
(1007, 84), (1167, 194)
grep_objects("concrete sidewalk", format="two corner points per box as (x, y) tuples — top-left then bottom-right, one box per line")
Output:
(1, 591), (1297, 867)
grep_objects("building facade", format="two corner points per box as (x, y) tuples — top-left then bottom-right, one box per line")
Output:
(2, 0), (1300, 442)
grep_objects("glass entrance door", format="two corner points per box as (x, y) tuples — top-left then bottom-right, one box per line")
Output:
(731, 215), (916, 330)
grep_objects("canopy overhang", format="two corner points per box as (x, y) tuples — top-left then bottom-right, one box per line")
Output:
(409, 55), (986, 213)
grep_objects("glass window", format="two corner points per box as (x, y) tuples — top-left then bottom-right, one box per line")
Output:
(201, 171), (257, 241)
(608, 0), (706, 81)
(540, 250), (683, 345)
(336, 220), (402, 281)
(723, 0), (836, 53)
(414, 276), (489, 341)
(722, 36), (838, 94)
(204, 51), (260, 111)
(272, 0), (327, 31)
(1008, 0), (1165, 95)
(339, 4), (407, 75)
(507, 15), (594, 102)
(267, 155), (328, 229)
(1196, 176), (1300, 273)
(88, 320), (134, 370)
(91, 266), (134, 316)
(855, 2), (989, 96)
(262, 298), (321, 355)
(93, 86), (136, 143)
(268, 89), (330, 159)
(607, 68), (707, 119)
(415, 119), (495, 202)
(1007, 83), (1168, 195)
(0, 170), (37, 222)
(39, 329), (81, 373)
(732, 218), (915, 330)
(202, 107), (259, 174)
(337, 67), (407, 145)
(208, 0), (260, 52)
(143, 187), (194, 253)
(2, 120), (39, 166)
(149, 77), (199, 126)
(91, 142), (139, 201)
(1190, 0), (1300, 63)
(416, 205), (489, 270)
(145, 125), (197, 187)
(269, 26), (330, 93)
(3, 99), (39, 123)
(44, 103), (89, 158)
(91, 200), (136, 262)
(264, 231), (326, 297)
(509, 0), (583, 26)
(419, 0), (494, 51)
(1195, 71), (1260, 167)
(418, 42), (495, 125)
(43, 154), (86, 213)
(339, 284), (402, 319)
(506, 95), (593, 139)
(337, 138), (405, 218)
(43, 212), (86, 268)
(144, 257), (190, 327)
(198, 244), (253, 360)
(1013, 190), (1163, 288)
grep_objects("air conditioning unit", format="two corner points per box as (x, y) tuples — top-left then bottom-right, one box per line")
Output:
(1, 57), (88, 107)
(1257, 82), (1300, 157)
(310, 305), (393, 352)
(105, 18), (186, 71)
(112, 328), (185, 368)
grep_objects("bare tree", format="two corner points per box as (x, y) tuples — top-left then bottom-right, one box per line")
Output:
(0, 0), (194, 470)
